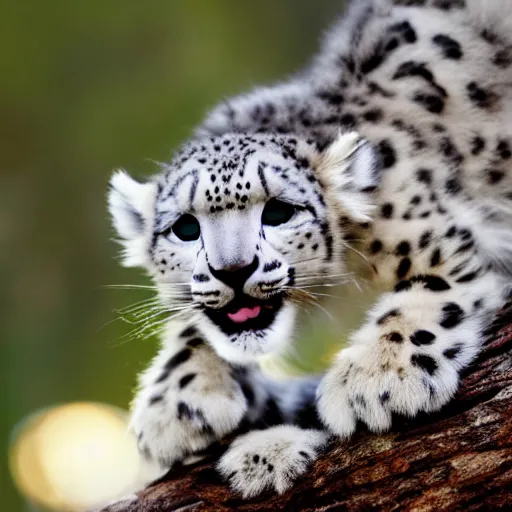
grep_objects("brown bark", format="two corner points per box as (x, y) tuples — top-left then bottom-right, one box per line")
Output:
(96, 303), (512, 511)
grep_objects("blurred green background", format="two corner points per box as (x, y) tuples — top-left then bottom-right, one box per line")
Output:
(0, 1), (344, 509)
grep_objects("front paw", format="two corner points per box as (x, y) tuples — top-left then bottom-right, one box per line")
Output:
(218, 426), (327, 498)
(132, 350), (248, 468)
(317, 309), (470, 437)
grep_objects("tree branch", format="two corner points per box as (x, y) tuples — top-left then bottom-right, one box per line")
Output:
(96, 303), (512, 511)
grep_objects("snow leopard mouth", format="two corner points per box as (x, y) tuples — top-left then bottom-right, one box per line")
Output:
(203, 293), (284, 335)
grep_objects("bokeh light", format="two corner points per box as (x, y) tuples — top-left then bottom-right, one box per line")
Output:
(9, 402), (142, 511)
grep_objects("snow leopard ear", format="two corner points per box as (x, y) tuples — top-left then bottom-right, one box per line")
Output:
(315, 132), (380, 222)
(108, 170), (156, 239)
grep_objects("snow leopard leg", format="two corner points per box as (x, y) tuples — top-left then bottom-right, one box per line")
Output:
(317, 270), (507, 437)
(131, 320), (327, 497)
(130, 321), (249, 473)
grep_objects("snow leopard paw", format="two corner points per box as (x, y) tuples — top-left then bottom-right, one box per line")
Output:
(317, 284), (480, 437)
(217, 425), (327, 498)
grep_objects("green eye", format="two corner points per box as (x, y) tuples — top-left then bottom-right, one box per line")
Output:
(172, 214), (200, 241)
(261, 199), (296, 227)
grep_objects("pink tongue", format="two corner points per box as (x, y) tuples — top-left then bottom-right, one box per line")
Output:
(227, 305), (261, 324)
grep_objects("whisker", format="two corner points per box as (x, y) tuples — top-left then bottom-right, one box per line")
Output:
(342, 242), (371, 268)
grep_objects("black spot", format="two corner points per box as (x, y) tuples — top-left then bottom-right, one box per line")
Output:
(455, 240), (475, 254)
(340, 113), (357, 127)
(396, 241), (411, 256)
(180, 326), (198, 338)
(384, 37), (399, 52)
(187, 337), (204, 348)
(410, 195), (422, 205)
(419, 230), (433, 249)
(361, 53), (385, 75)
(317, 91), (344, 105)
(455, 269), (480, 283)
(432, 34), (463, 59)
(440, 137), (463, 166)
(411, 274), (451, 292)
(473, 299), (484, 310)
(149, 394), (164, 405)
(458, 228), (472, 241)
(497, 140), (512, 159)
(471, 136), (486, 155)
(179, 373), (197, 389)
(363, 109), (383, 122)
(467, 82), (498, 109)
(445, 226), (457, 238)
(377, 140), (397, 169)
(390, 21), (417, 43)
(493, 49), (512, 68)
(368, 81), (395, 97)
(440, 302), (464, 328)
(396, 257), (411, 279)
(156, 348), (192, 383)
(267, 464), (274, 473)
(370, 239), (383, 254)
(377, 309), (400, 325)
(413, 92), (445, 114)
(443, 344), (462, 360)
(411, 354), (438, 375)
(381, 203), (394, 219)
(379, 391), (391, 404)
(388, 331), (404, 343)
(487, 168), (505, 185)
(481, 29), (499, 44)
(430, 248), (441, 267)
(253, 454), (260, 463)
(393, 60), (432, 81)
(394, 279), (412, 292)
(417, 168), (433, 185)
(177, 401), (193, 420)
(445, 177), (462, 195)
(410, 330), (436, 346)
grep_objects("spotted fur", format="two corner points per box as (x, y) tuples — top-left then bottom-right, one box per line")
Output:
(109, 0), (512, 499)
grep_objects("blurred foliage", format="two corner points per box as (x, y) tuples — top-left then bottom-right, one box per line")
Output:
(0, 1), (344, 509)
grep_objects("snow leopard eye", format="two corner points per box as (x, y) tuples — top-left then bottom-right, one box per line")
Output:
(261, 198), (296, 226)
(172, 214), (201, 241)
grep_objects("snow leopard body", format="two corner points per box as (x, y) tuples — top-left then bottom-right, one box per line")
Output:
(108, 0), (512, 498)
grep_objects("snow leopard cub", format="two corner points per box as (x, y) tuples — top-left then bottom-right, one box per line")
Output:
(108, 0), (512, 499)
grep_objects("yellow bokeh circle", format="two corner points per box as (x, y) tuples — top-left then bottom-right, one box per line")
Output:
(9, 402), (141, 511)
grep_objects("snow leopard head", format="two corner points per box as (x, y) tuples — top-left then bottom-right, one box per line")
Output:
(109, 131), (378, 363)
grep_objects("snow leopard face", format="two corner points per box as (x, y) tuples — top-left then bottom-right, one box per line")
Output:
(109, 132), (377, 363)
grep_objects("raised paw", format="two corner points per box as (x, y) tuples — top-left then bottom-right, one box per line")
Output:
(218, 425), (327, 498)
(317, 287), (482, 437)
(131, 338), (249, 469)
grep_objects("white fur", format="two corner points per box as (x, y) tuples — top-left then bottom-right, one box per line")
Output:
(130, 321), (248, 470)
(218, 426), (327, 498)
(108, 170), (157, 267)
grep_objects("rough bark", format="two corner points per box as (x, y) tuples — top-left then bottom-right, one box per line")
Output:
(96, 303), (512, 511)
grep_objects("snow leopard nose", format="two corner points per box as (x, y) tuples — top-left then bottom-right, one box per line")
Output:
(209, 256), (259, 290)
